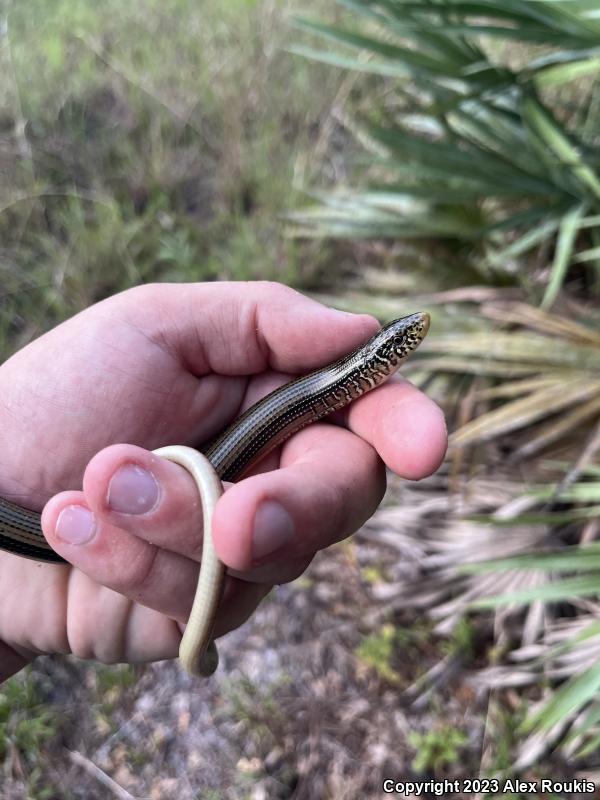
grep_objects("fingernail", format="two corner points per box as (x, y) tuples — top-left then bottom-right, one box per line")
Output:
(107, 464), (159, 514)
(56, 505), (96, 545)
(252, 500), (295, 563)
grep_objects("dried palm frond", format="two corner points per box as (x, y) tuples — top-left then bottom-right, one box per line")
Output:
(412, 302), (600, 455)
(364, 456), (600, 764)
(364, 472), (555, 642)
(451, 466), (600, 763)
(477, 615), (600, 768)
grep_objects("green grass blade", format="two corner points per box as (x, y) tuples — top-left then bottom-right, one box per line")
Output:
(287, 45), (412, 77)
(369, 128), (561, 196)
(466, 506), (600, 525)
(523, 96), (600, 201)
(463, 543), (600, 573)
(487, 217), (562, 263)
(336, 0), (481, 63)
(564, 702), (600, 750)
(541, 203), (587, 309)
(536, 57), (600, 87)
(292, 18), (457, 75)
(472, 575), (600, 608)
(524, 663), (600, 732)
(573, 245), (600, 263)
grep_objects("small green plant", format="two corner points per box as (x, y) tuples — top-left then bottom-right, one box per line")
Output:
(225, 674), (290, 734)
(443, 616), (475, 659)
(196, 792), (223, 800)
(356, 623), (401, 683)
(94, 662), (137, 693)
(408, 724), (468, 775)
(92, 663), (138, 720)
(0, 670), (60, 763)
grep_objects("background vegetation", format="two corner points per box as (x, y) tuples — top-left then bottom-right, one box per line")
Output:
(1, 0), (599, 797)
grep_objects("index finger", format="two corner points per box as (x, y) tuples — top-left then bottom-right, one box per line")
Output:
(345, 376), (447, 479)
(114, 281), (380, 376)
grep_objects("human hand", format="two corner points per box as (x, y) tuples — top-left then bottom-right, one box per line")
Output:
(0, 282), (446, 678)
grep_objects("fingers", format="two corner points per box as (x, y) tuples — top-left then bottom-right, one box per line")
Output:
(0, 281), (378, 516)
(42, 487), (204, 623)
(41, 376), (445, 640)
(41, 420), (384, 577)
(83, 444), (208, 560)
(212, 424), (385, 572)
(43, 376), (445, 576)
(345, 376), (448, 480)
(62, 572), (183, 662)
(41, 442), (275, 633)
(110, 281), (380, 376)
(41, 483), (271, 639)
(213, 380), (446, 573)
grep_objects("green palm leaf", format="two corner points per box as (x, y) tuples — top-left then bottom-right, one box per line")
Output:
(292, 0), (600, 299)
